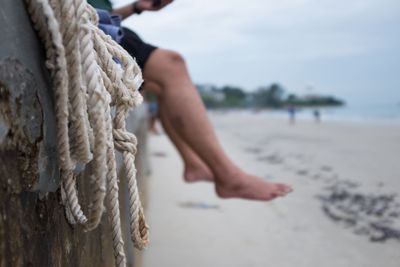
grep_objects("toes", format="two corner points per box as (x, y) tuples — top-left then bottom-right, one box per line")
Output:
(268, 192), (280, 200)
(268, 183), (293, 199)
(277, 183), (293, 194)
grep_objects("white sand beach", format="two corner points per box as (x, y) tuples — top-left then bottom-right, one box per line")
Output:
(139, 112), (400, 267)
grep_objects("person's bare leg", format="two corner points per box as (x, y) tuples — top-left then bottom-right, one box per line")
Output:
(160, 102), (214, 183)
(144, 82), (213, 183)
(143, 49), (292, 200)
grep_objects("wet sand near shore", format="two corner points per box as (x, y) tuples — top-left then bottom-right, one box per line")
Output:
(140, 112), (400, 267)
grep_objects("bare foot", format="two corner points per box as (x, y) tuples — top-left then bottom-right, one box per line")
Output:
(215, 170), (292, 201)
(183, 162), (214, 183)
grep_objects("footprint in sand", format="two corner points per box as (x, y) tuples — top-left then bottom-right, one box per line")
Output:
(320, 165), (333, 172)
(296, 169), (309, 176)
(312, 173), (322, 180)
(257, 154), (284, 165)
(178, 201), (221, 210)
(244, 147), (262, 154)
(152, 151), (167, 157)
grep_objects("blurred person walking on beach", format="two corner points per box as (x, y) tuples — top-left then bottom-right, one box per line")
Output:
(288, 105), (296, 124)
(313, 109), (321, 123)
(88, 0), (292, 201)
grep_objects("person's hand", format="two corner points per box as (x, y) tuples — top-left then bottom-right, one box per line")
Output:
(134, 0), (174, 12)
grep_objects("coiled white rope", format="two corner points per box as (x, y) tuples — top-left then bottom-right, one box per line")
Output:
(25, 0), (149, 265)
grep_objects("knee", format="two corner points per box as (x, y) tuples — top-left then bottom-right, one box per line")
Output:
(144, 49), (189, 91)
(159, 50), (187, 74)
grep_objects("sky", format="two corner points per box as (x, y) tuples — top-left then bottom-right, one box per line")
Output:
(114, 0), (400, 106)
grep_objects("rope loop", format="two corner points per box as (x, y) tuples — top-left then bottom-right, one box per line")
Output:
(113, 129), (138, 155)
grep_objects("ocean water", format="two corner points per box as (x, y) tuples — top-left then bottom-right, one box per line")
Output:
(221, 103), (400, 126)
(269, 103), (400, 125)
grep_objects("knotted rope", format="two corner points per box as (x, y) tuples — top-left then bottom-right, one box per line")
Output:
(25, 0), (149, 265)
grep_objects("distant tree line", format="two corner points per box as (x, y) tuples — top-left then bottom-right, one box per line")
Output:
(196, 83), (345, 109)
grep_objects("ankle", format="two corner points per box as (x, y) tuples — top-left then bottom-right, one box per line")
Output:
(183, 160), (214, 182)
(213, 164), (243, 183)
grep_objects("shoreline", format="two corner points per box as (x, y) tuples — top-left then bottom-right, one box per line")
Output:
(208, 108), (400, 127)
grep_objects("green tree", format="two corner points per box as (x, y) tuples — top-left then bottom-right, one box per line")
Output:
(221, 86), (246, 107)
(253, 83), (285, 108)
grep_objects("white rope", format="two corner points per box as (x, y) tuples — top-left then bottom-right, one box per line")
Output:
(24, 0), (150, 265)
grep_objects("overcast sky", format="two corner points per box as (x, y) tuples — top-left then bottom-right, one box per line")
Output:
(114, 0), (400, 105)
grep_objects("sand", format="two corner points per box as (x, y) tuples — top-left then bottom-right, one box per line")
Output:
(140, 112), (400, 267)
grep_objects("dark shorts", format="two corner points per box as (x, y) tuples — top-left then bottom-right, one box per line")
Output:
(121, 27), (157, 70)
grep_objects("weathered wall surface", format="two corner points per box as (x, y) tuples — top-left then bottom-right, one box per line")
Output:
(0, 0), (147, 266)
